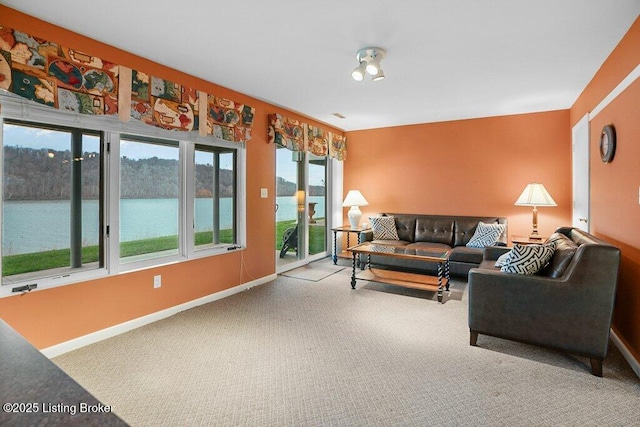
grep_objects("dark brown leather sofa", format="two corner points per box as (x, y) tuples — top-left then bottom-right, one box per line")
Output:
(468, 227), (621, 376)
(359, 213), (508, 276)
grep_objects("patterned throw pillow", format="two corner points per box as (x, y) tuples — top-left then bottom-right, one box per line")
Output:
(500, 243), (555, 275)
(369, 216), (400, 240)
(466, 222), (506, 248)
(495, 250), (512, 267)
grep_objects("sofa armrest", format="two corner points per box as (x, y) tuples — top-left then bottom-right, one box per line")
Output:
(482, 245), (510, 261)
(360, 230), (374, 243)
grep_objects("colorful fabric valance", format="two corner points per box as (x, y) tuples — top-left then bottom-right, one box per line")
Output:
(0, 25), (254, 143)
(268, 113), (346, 160)
(206, 94), (254, 143)
(329, 133), (347, 161)
(267, 113), (305, 151)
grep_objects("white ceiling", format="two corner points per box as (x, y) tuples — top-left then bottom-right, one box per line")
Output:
(3, 1), (639, 131)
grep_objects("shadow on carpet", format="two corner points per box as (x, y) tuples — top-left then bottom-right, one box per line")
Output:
(358, 276), (467, 302)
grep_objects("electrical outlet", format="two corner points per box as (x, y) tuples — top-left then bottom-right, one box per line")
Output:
(260, 188), (268, 198)
(153, 275), (162, 288)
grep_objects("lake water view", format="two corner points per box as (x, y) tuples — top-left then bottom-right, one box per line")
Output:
(2, 196), (326, 255)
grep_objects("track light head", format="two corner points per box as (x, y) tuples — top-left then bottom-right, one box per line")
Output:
(351, 61), (367, 81)
(371, 69), (385, 82)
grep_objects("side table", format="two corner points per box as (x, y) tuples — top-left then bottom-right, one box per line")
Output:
(331, 225), (371, 265)
(511, 235), (548, 245)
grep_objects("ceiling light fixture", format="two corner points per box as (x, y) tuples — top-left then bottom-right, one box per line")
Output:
(352, 47), (386, 82)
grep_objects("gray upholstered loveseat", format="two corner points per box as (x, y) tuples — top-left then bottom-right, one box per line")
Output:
(468, 227), (621, 376)
(359, 213), (508, 276)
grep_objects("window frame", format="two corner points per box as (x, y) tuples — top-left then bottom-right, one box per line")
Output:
(116, 134), (184, 269)
(0, 93), (247, 297)
(0, 119), (109, 290)
(187, 143), (239, 258)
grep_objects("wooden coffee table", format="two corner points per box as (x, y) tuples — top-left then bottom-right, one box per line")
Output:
(348, 242), (451, 303)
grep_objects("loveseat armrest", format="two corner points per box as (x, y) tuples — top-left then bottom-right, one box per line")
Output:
(482, 245), (510, 261)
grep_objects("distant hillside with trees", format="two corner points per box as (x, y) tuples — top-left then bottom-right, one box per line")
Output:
(276, 176), (325, 197)
(3, 146), (234, 200)
(3, 146), (323, 200)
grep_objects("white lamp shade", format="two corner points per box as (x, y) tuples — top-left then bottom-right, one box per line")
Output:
(342, 190), (368, 228)
(342, 190), (369, 207)
(515, 183), (557, 207)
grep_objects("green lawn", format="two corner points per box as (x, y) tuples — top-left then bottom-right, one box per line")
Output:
(2, 221), (326, 277)
(2, 230), (234, 277)
(275, 219), (326, 255)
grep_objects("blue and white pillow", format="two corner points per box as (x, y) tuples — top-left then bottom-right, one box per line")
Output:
(495, 250), (512, 267)
(500, 243), (555, 275)
(466, 222), (506, 248)
(369, 216), (399, 240)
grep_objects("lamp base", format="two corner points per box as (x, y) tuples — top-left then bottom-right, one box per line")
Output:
(347, 206), (362, 229)
(528, 232), (544, 241)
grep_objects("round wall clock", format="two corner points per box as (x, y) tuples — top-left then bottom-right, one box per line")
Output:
(599, 124), (616, 163)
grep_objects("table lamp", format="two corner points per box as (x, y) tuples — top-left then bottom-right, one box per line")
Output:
(515, 183), (557, 240)
(342, 190), (369, 228)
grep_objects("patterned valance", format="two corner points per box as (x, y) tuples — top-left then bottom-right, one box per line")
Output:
(0, 25), (254, 143)
(267, 114), (305, 151)
(267, 113), (346, 160)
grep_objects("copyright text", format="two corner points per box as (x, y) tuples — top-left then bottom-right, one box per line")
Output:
(3, 402), (112, 416)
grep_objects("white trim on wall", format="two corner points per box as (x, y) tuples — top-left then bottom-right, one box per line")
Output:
(40, 273), (276, 359)
(585, 63), (640, 379)
(589, 64), (640, 120)
(611, 329), (640, 379)
(332, 159), (344, 253)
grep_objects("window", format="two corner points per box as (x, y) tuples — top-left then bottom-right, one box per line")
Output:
(0, 99), (245, 295)
(2, 121), (103, 285)
(119, 137), (181, 263)
(194, 144), (237, 250)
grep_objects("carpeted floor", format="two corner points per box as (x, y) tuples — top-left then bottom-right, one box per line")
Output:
(281, 263), (345, 281)
(53, 259), (640, 426)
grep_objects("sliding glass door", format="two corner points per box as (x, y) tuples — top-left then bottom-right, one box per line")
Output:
(308, 153), (326, 256)
(276, 147), (329, 271)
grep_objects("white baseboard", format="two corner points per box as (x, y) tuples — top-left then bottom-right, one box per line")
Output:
(611, 328), (640, 379)
(41, 274), (277, 359)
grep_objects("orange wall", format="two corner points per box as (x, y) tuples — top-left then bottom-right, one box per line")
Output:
(0, 6), (342, 349)
(343, 110), (572, 241)
(571, 16), (640, 364)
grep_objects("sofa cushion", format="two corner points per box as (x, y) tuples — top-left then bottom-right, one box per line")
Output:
(369, 216), (399, 240)
(393, 216), (417, 242)
(406, 242), (451, 252)
(454, 218), (504, 247)
(415, 218), (454, 245)
(449, 246), (484, 264)
(538, 232), (578, 278)
(371, 240), (409, 246)
(501, 242), (555, 275)
(466, 222), (507, 248)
